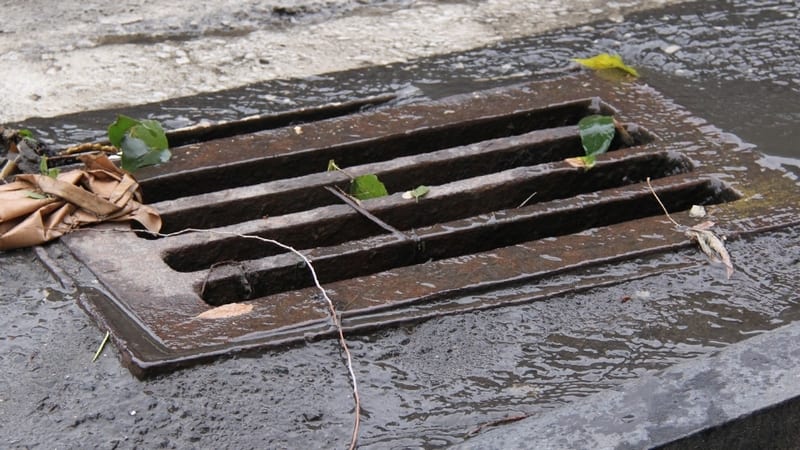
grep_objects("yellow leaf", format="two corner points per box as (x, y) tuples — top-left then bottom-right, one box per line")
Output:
(573, 53), (639, 77)
(196, 303), (254, 319)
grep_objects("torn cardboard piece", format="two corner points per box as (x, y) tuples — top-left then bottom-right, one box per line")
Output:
(0, 154), (161, 250)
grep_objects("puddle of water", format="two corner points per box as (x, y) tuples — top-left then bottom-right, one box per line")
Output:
(345, 226), (800, 447)
(8, 226), (797, 447)
(2, 0), (800, 447)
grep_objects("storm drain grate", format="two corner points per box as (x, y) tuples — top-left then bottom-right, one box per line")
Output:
(58, 73), (800, 377)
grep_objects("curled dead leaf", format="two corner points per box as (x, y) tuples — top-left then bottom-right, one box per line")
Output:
(196, 303), (254, 320)
(685, 224), (733, 279)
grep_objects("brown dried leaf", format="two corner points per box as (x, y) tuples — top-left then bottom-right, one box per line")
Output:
(565, 155), (596, 169)
(196, 303), (254, 320)
(685, 226), (734, 279)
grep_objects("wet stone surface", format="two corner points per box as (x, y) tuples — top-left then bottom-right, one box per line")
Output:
(2, 0), (800, 447)
(2, 227), (799, 447)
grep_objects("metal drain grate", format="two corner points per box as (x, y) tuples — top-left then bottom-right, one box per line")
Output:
(58, 73), (800, 377)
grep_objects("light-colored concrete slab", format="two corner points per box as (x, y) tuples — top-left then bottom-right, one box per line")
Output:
(0, 0), (688, 123)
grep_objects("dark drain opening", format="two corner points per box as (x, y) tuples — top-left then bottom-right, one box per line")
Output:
(165, 94), (397, 147)
(162, 137), (671, 273)
(155, 120), (653, 234)
(139, 98), (610, 203)
(198, 176), (738, 305)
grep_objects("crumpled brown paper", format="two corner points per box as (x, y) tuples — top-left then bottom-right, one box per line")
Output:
(0, 154), (161, 250)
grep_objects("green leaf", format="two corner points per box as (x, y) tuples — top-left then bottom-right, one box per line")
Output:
(129, 119), (168, 151)
(350, 174), (388, 200)
(120, 136), (172, 172)
(39, 156), (59, 178)
(578, 115), (616, 157)
(109, 115), (170, 172)
(573, 53), (639, 77)
(402, 185), (429, 202)
(567, 115), (616, 169)
(327, 159), (341, 172)
(18, 129), (34, 139)
(39, 157), (48, 175)
(24, 190), (48, 200)
(108, 115), (141, 148)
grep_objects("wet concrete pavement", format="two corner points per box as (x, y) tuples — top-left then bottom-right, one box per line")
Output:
(2, 0), (800, 448)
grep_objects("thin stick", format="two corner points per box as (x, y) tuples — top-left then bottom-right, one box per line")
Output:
(467, 413), (529, 436)
(517, 191), (537, 208)
(326, 186), (407, 240)
(49, 224), (361, 447)
(1, 154), (20, 179)
(327, 160), (355, 181)
(155, 227), (361, 449)
(92, 331), (111, 362)
(613, 118), (635, 147)
(61, 142), (118, 155)
(645, 177), (680, 228)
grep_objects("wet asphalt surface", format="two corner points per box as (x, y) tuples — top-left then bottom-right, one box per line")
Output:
(2, 0), (800, 448)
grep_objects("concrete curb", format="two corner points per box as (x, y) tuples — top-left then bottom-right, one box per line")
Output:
(460, 321), (800, 449)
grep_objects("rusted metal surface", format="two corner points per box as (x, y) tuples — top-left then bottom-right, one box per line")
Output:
(59, 72), (800, 377)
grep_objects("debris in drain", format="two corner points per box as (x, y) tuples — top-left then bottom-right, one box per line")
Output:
(0, 153), (161, 250)
(327, 159), (389, 200)
(92, 330), (111, 362)
(646, 177), (733, 279)
(572, 53), (640, 77)
(195, 303), (254, 320)
(402, 185), (430, 202)
(108, 115), (171, 172)
(1, 126), (58, 178)
(685, 220), (734, 279)
(689, 204), (707, 218)
(566, 114), (616, 168)
(467, 413), (530, 436)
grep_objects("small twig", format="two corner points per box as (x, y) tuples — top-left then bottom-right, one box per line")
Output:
(44, 224), (362, 447)
(155, 227), (362, 449)
(613, 118), (635, 147)
(1, 154), (21, 179)
(645, 177), (680, 228)
(467, 413), (529, 436)
(645, 177), (734, 278)
(326, 186), (407, 240)
(60, 143), (118, 156)
(199, 260), (251, 299)
(327, 160), (355, 181)
(517, 191), (537, 208)
(92, 331), (111, 362)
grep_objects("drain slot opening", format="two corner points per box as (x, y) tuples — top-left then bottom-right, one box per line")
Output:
(163, 145), (676, 273)
(140, 99), (611, 203)
(155, 120), (652, 234)
(198, 176), (738, 305)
